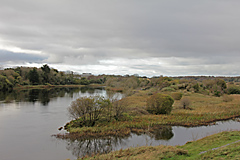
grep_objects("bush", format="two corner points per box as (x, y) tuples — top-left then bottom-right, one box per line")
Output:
(171, 92), (183, 100)
(192, 83), (200, 92)
(146, 93), (174, 114)
(170, 85), (179, 90)
(161, 87), (175, 92)
(180, 97), (191, 109)
(227, 85), (240, 94)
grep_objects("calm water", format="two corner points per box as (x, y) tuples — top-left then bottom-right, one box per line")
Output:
(0, 88), (239, 160)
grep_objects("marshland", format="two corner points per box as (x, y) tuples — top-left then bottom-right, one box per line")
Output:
(1, 66), (240, 159)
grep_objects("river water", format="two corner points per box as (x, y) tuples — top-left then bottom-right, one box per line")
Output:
(0, 88), (239, 160)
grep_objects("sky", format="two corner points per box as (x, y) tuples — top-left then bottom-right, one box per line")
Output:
(1, 0), (240, 77)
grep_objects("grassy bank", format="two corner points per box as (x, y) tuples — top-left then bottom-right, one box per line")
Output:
(79, 131), (240, 160)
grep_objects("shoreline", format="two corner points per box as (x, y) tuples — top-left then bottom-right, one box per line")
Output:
(55, 116), (240, 141)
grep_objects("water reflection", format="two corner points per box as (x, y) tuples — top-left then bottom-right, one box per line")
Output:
(60, 126), (174, 158)
(62, 121), (240, 159)
(149, 126), (174, 140)
(65, 136), (128, 158)
(0, 87), (105, 105)
(0, 86), (125, 160)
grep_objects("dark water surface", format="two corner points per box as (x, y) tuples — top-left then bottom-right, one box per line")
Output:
(0, 88), (239, 160)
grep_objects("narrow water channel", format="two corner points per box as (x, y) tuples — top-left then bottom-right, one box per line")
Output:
(0, 88), (239, 160)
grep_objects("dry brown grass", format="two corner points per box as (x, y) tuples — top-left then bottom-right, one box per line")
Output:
(172, 93), (240, 115)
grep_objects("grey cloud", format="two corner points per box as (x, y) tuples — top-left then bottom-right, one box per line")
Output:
(0, 0), (240, 75)
(0, 50), (46, 63)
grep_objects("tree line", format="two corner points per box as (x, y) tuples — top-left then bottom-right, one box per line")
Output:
(0, 64), (105, 91)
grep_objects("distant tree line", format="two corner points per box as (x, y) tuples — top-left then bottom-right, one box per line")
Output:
(2, 65), (240, 96)
(0, 64), (106, 91)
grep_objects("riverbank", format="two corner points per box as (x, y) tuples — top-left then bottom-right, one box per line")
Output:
(80, 131), (240, 159)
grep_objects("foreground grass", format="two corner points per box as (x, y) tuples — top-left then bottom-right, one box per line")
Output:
(79, 131), (240, 160)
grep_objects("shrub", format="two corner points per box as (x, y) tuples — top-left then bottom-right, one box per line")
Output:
(227, 85), (240, 94)
(170, 85), (179, 90)
(146, 93), (174, 114)
(192, 83), (200, 92)
(171, 92), (183, 100)
(216, 79), (227, 89)
(180, 97), (191, 109)
(161, 87), (175, 92)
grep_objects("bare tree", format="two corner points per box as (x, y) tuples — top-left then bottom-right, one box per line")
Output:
(180, 97), (191, 109)
(68, 96), (111, 127)
(112, 99), (126, 120)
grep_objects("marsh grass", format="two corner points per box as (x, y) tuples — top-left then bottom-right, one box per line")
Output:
(62, 92), (240, 139)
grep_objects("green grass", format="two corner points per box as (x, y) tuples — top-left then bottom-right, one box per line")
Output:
(81, 131), (240, 160)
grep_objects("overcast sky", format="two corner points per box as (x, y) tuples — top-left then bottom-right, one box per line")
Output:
(1, 0), (240, 76)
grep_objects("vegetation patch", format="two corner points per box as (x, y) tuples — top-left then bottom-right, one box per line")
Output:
(61, 91), (240, 139)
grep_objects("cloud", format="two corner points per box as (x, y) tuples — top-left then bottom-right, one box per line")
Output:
(0, 49), (46, 64)
(0, 0), (240, 76)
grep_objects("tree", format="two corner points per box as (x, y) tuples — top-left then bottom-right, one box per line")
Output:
(146, 93), (174, 114)
(80, 77), (90, 85)
(68, 96), (111, 127)
(180, 97), (191, 109)
(112, 99), (126, 120)
(41, 64), (50, 74)
(28, 68), (39, 85)
(41, 64), (50, 84)
(216, 79), (227, 90)
(0, 75), (13, 91)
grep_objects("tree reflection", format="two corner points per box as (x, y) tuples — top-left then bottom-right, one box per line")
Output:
(60, 126), (173, 158)
(149, 126), (174, 140)
(28, 89), (39, 103)
(39, 89), (50, 106)
(0, 87), (115, 105)
(64, 136), (128, 158)
(0, 87), (105, 105)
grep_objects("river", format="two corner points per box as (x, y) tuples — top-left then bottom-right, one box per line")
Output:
(0, 87), (239, 160)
